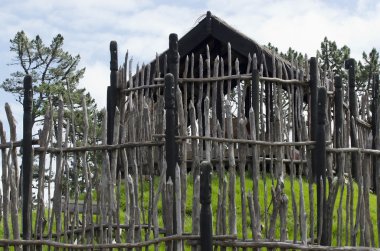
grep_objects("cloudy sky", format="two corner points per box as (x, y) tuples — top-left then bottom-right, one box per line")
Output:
(1, 0), (380, 131)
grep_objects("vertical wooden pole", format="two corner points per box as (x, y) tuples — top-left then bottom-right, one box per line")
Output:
(345, 58), (358, 180)
(244, 54), (252, 118)
(376, 101), (380, 247)
(168, 33), (179, 127)
(167, 33), (179, 242)
(334, 75), (346, 246)
(165, 73), (178, 237)
(372, 73), (379, 190)
(316, 87), (327, 245)
(0, 122), (9, 251)
(310, 57), (318, 180)
(216, 83), (223, 126)
(334, 76), (343, 178)
(309, 57), (319, 243)
(200, 161), (212, 251)
(107, 41), (118, 147)
(252, 58), (260, 138)
(22, 75), (33, 250)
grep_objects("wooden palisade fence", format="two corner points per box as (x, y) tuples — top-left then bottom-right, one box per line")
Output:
(1, 33), (380, 251)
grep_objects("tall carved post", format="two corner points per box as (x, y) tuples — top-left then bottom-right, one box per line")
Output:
(200, 161), (212, 251)
(168, 33), (179, 131)
(376, 91), (380, 248)
(168, 34), (179, 82)
(252, 59), (260, 138)
(165, 73), (178, 239)
(310, 57), (318, 181)
(167, 34), (180, 244)
(345, 58), (358, 180)
(316, 87), (327, 245)
(107, 41), (119, 150)
(22, 75), (33, 250)
(334, 76), (343, 178)
(372, 73), (379, 190)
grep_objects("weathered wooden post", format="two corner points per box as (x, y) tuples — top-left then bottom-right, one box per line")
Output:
(167, 32), (179, 168)
(22, 75), (33, 250)
(372, 73), (379, 190)
(316, 87), (327, 245)
(376, 96), (380, 248)
(107, 41), (119, 147)
(165, 73), (178, 239)
(200, 161), (212, 251)
(166, 33), (180, 245)
(334, 76), (343, 178)
(309, 57), (318, 181)
(345, 58), (358, 180)
(168, 33), (179, 129)
(252, 57), (260, 138)
(334, 76), (345, 247)
(168, 33), (179, 80)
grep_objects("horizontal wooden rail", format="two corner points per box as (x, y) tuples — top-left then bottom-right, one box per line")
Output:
(1, 236), (378, 251)
(122, 75), (308, 93)
(181, 156), (308, 164)
(151, 134), (317, 146)
(0, 234), (236, 249)
(31, 137), (380, 156)
(213, 240), (380, 251)
(0, 139), (39, 150)
(34, 141), (164, 153)
(31, 224), (166, 239)
(260, 76), (308, 86)
(0, 235), (195, 249)
(122, 83), (164, 93)
(327, 147), (380, 155)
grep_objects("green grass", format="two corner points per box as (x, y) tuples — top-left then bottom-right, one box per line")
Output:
(133, 172), (378, 247)
(0, 173), (378, 250)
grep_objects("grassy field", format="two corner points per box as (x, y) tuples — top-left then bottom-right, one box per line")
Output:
(0, 173), (378, 249)
(134, 172), (378, 247)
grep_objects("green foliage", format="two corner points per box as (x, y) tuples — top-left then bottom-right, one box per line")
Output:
(265, 43), (305, 66)
(316, 37), (380, 99)
(267, 37), (380, 98)
(357, 48), (380, 94)
(317, 37), (351, 77)
(1, 31), (102, 195)
(265, 42), (279, 54)
(283, 47), (305, 66)
(1, 31), (96, 125)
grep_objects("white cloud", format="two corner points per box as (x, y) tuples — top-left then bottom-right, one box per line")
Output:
(1, 0), (380, 114)
(206, 0), (380, 60)
(81, 62), (109, 109)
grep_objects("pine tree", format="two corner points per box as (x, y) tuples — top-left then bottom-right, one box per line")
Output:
(317, 37), (351, 78)
(1, 31), (101, 195)
(1, 31), (97, 126)
(357, 48), (380, 94)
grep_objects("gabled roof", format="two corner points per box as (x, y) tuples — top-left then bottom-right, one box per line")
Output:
(150, 11), (292, 79)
